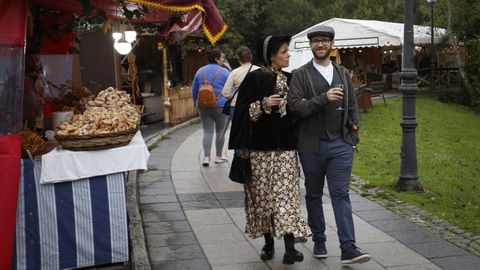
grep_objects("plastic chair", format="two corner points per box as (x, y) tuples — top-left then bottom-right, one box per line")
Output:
(368, 81), (387, 107)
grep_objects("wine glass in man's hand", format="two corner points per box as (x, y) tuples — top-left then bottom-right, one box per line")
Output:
(334, 83), (345, 111)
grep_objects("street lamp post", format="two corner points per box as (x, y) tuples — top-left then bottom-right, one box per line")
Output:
(427, 0), (436, 93)
(394, 0), (424, 192)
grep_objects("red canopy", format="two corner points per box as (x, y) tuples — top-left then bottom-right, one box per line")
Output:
(30, 0), (227, 44)
(0, 0), (27, 46)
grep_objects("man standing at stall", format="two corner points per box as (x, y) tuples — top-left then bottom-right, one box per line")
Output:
(288, 25), (370, 265)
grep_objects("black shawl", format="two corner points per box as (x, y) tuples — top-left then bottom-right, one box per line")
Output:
(228, 67), (296, 151)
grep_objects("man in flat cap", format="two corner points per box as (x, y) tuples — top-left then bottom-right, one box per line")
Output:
(288, 25), (370, 264)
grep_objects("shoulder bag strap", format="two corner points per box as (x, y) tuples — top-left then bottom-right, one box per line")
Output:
(210, 66), (224, 100)
(202, 67), (207, 85)
(230, 64), (253, 100)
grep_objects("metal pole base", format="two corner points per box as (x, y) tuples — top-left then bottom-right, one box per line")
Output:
(394, 178), (424, 192)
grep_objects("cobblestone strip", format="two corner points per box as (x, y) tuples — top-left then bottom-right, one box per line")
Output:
(350, 175), (480, 257)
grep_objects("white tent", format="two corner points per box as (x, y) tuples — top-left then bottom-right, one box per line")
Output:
(286, 18), (446, 72)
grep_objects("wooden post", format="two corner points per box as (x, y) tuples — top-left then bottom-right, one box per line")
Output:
(162, 46), (170, 124)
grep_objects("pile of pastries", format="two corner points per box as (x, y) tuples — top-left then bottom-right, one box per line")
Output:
(56, 87), (140, 136)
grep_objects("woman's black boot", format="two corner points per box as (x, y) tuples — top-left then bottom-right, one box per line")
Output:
(282, 234), (304, 264)
(260, 233), (275, 260)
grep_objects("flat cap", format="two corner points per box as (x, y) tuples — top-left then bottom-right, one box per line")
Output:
(307, 25), (335, 40)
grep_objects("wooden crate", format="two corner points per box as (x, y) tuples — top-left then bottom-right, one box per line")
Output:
(168, 85), (197, 125)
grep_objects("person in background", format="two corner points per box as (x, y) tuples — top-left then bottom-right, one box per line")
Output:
(288, 25), (370, 265)
(23, 53), (45, 132)
(221, 52), (232, 71)
(222, 46), (260, 119)
(192, 49), (230, 166)
(229, 36), (311, 265)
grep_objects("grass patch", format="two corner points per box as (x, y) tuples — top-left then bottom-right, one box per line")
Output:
(353, 96), (480, 234)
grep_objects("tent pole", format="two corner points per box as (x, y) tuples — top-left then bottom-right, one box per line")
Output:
(162, 46), (170, 125)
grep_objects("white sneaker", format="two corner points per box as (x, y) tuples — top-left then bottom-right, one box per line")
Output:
(214, 156), (228, 164)
(202, 157), (210, 167)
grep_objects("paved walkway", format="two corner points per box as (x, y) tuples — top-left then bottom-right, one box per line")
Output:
(137, 123), (480, 270)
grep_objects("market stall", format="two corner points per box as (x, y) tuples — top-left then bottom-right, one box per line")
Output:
(286, 18), (447, 87)
(13, 160), (129, 269)
(1, 1), (227, 269)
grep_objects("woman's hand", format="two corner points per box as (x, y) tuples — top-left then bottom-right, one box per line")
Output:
(263, 94), (283, 109)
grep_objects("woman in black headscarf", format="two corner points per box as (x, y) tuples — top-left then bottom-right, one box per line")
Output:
(229, 36), (311, 265)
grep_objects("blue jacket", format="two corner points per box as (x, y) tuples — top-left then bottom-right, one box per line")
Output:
(192, 64), (230, 107)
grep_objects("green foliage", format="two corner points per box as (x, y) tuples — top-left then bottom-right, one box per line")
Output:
(465, 36), (480, 110)
(353, 96), (480, 234)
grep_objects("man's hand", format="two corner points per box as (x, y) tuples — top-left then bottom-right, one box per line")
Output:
(326, 87), (344, 102)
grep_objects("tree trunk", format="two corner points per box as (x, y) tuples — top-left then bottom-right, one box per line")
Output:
(446, 0), (469, 90)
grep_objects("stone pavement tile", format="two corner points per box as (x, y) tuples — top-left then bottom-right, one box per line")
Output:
(431, 254), (480, 270)
(141, 202), (182, 212)
(352, 201), (386, 211)
(147, 232), (198, 247)
(171, 179), (210, 189)
(139, 179), (173, 189)
(225, 207), (247, 229)
(211, 262), (269, 270)
(354, 227), (397, 244)
(139, 170), (170, 179)
(181, 200), (222, 210)
(354, 209), (402, 222)
(143, 211), (186, 223)
(386, 264), (442, 270)
(353, 213), (371, 227)
(360, 242), (431, 267)
(347, 193), (371, 203)
(210, 184), (244, 193)
(192, 224), (246, 244)
(144, 220), (191, 234)
(139, 194), (178, 204)
(148, 155), (172, 164)
(148, 161), (172, 170)
(202, 167), (231, 179)
(408, 240), (470, 259)
(201, 241), (262, 266)
(370, 219), (420, 233)
(171, 162), (201, 172)
(185, 208), (232, 226)
(214, 191), (245, 200)
(178, 193), (216, 202)
(139, 187), (176, 196)
(219, 199), (245, 208)
(175, 185), (212, 194)
(388, 227), (444, 244)
(152, 258), (210, 270)
(148, 244), (204, 262)
(171, 171), (204, 180)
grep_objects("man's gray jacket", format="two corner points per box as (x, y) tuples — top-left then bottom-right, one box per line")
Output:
(287, 60), (360, 153)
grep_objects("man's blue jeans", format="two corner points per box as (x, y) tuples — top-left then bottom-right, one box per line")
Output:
(298, 138), (356, 250)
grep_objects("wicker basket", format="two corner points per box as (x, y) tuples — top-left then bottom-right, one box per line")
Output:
(54, 128), (138, 151)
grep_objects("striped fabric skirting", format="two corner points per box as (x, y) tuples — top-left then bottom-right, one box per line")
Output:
(13, 159), (129, 270)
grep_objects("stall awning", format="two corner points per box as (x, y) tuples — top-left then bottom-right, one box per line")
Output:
(285, 17), (446, 72)
(290, 18), (446, 50)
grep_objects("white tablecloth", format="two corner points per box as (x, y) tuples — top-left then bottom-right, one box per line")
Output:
(40, 131), (149, 184)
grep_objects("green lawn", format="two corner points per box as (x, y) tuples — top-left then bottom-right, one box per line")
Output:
(353, 96), (480, 235)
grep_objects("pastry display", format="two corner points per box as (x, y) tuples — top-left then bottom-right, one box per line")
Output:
(56, 87), (140, 136)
